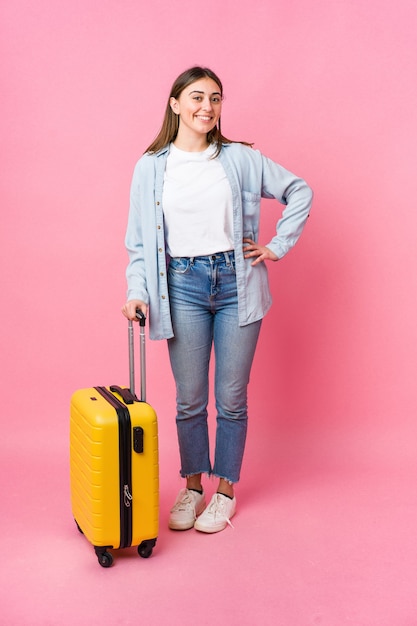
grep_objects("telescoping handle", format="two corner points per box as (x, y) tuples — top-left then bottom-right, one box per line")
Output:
(128, 309), (146, 402)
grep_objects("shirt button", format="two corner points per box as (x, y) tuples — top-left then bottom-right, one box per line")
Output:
(158, 248), (163, 252)
(156, 201), (160, 206)
(160, 272), (164, 276)
(161, 295), (166, 300)
(157, 225), (161, 230)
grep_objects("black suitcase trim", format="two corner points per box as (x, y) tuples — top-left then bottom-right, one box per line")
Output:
(94, 386), (133, 549)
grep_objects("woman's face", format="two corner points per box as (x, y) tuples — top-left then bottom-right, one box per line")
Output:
(170, 77), (222, 140)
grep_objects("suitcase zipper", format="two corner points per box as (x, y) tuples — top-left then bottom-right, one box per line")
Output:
(95, 386), (133, 549)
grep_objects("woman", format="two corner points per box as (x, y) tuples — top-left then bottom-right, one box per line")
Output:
(122, 66), (313, 534)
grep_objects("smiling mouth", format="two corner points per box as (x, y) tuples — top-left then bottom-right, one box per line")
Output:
(196, 116), (213, 122)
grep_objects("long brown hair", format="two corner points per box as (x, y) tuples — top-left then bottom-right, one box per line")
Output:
(145, 66), (252, 157)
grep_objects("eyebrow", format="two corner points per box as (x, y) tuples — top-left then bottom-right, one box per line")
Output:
(189, 90), (222, 96)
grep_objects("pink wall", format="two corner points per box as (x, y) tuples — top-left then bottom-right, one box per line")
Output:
(2, 0), (417, 467)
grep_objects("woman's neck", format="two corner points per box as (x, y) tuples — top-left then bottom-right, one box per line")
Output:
(173, 132), (209, 153)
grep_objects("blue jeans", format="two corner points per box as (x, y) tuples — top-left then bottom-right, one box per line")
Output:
(167, 251), (262, 484)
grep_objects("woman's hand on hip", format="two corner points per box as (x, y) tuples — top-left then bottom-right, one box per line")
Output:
(121, 300), (148, 321)
(243, 239), (279, 266)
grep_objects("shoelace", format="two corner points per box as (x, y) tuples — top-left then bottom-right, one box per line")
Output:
(207, 494), (235, 528)
(171, 489), (198, 514)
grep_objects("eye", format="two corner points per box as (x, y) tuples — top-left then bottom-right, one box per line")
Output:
(193, 96), (203, 101)
(211, 96), (221, 103)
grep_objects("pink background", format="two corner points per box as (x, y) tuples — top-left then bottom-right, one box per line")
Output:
(1, 1), (417, 624)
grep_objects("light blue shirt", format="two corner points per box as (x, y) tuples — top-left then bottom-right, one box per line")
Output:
(125, 142), (313, 340)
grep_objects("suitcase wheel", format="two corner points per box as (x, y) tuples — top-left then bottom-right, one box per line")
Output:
(137, 539), (156, 559)
(94, 547), (114, 568)
(98, 552), (113, 568)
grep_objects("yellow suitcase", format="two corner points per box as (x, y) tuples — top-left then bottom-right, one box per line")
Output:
(70, 313), (158, 567)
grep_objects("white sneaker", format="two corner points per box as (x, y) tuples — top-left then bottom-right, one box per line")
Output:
(194, 493), (236, 533)
(168, 488), (206, 530)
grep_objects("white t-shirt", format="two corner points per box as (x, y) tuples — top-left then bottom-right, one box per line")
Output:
(162, 143), (234, 257)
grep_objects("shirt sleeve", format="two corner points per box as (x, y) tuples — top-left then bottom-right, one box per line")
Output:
(125, 162), (149, 303)
(261, 154), (313, 259)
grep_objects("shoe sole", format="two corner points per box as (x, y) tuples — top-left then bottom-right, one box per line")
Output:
(168, 520), (196, 531)
(194, 510), (236, 534)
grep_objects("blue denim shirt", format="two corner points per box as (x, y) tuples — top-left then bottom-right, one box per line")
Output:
(125, 142), (313, 340)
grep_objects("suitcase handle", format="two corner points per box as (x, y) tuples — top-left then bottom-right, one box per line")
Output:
(109, 385), (136, 405)
(128, 309), (147, 402)
(136, 309), (146, 327)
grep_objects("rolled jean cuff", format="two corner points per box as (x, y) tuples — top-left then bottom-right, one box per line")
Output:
(212, 473), (236, 485)
(180, 468), (212, 479)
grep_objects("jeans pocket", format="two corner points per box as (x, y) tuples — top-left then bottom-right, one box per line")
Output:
(169, 257), (191, 275)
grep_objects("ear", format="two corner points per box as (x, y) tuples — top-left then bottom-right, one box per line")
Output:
(170, 97), (179, 114)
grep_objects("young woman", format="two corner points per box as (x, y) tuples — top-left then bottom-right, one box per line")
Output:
(122, 66), (313, 534)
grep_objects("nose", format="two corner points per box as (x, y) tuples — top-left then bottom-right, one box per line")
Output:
(202, 97), (213, 111)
